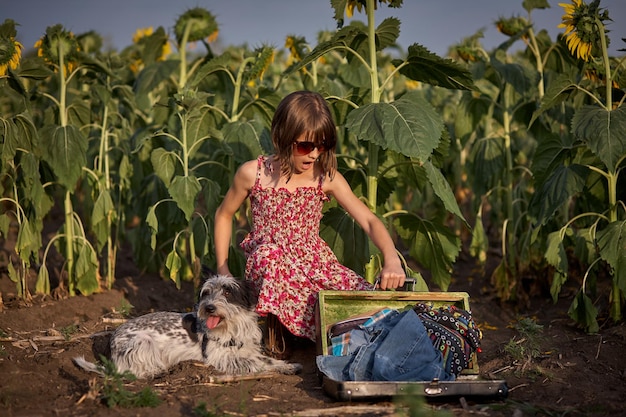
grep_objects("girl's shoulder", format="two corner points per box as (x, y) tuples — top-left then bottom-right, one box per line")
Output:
(234, 158), (263, 189)
(322, 169), (349, 194)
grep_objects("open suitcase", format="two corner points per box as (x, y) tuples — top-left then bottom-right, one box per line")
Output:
(315, 289), (508, 401)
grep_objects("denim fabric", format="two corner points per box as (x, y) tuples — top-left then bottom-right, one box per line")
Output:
(316, 309), (455, 382)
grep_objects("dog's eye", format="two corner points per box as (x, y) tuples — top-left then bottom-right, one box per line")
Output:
(223, 289), (231, 296)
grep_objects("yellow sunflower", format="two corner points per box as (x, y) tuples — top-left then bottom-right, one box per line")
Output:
(0, 19), (23, 76)
(132, 27), (172, 61)
(558, 0), (609, 62)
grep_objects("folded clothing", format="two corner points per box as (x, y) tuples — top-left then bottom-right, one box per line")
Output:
(413, 303), (482, 376)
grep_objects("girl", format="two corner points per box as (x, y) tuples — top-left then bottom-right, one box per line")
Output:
(214, 90), (405, 343)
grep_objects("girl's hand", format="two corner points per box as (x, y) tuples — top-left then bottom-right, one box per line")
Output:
(377, 265), (406, 290)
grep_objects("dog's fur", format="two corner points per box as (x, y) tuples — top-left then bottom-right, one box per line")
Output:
(73, 274), (301, 379)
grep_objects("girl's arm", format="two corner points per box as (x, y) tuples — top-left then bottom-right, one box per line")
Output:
(214, 160), (256, 276)
(326, 172), (405, 290)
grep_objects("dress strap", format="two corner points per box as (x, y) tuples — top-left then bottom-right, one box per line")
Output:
(317, 173), (325, 190)
(255, 155), (263, 186)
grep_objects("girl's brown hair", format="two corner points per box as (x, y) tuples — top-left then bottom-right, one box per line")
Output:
(271, 91), (337, 182)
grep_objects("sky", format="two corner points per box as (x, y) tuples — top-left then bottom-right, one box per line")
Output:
(5, 0), (626, 57)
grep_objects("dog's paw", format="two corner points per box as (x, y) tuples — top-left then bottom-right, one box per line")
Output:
(285, 362), (303, 375)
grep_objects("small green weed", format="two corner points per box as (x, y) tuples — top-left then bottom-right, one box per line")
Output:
(504, 317), (551, 377)
(60, 324), (79, 341)
(0, 328), (9, 339)
(394, 386), (453, 417)
(98, 356), (161, 408)
(115, 299), (134, 317)
(193, 401), (222, 417)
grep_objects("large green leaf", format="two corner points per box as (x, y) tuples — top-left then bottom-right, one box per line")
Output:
(545, 231), (569, 302)
(375, 17), (400, 50)
(222, 120), (264, 166)
(151, 148), (177, 187)
(320, 207), (369, 275)
(568, 291), (599, 333)
(91, 190), (115, 250)
(393, 214), (460, 291)
(572, 105), (626, 171)
(596, 220), (626, 295)
(490, 51), (536, 96)
(188, 54), (233, 88)
(530, 72), (578, 127)
(528, 164), (587, 226)
(15, 218), (39, 263)
(345, 92), (443, 161)
(40, 125), (87, 190)
(530, 131), (574, 186)
(134, 60), (179, 96)
(470, 205), (488, 264)
(74, 244), (99, 296)
(169, 175), (201, 221)
(423, 161), (466, 224)
(392, 43), (476, 91)
(469, 136), (504, 197)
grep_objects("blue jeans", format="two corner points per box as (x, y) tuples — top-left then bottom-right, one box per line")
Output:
(316, 309), (455, 382)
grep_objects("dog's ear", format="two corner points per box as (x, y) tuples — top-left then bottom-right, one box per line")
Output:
(182, 313), (199, 343)
(238, 279), (259, 309)
(196, 265), (216, 302)
(200, 265), (216, 280)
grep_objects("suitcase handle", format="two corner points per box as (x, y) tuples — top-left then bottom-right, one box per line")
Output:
(373, 276), (416, 291)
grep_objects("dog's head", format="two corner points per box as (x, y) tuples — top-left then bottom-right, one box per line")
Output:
(195, 273), (257, 331)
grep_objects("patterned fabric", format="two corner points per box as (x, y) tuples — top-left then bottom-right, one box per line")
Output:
(413, 303), (482, 376)
(330, 308), (395, 356)
(241, 156), (372, 341)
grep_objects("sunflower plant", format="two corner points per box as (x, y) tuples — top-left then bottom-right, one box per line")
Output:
(280, 0), (475, 288)
(0, 19), (57, 301)
(528, 0), (626, 331)
(134, 8), (281, 286)
(32, 24), (105, 296)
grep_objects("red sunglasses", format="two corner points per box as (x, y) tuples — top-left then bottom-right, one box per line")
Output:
(293, 141), (330, 155)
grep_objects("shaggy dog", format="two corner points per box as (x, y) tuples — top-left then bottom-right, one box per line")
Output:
(73, 274), (301, 379)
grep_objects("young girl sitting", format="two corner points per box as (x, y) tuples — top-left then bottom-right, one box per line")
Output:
(214, 90), (405, 345)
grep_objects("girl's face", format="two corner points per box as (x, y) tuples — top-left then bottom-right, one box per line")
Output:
(291, 134), (327, 174)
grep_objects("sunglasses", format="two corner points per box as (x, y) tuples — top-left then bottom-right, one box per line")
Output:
(293, 141), (330, 155)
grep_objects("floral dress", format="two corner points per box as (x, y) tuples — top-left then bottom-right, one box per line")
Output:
(240, 156), (372, 341)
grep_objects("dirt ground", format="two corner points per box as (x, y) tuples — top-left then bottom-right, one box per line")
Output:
(1, 243), (625, 417)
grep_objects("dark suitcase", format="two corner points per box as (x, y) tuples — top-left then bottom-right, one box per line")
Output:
(315, 290), (508, 401)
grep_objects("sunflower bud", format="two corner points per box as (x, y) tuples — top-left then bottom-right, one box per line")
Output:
(174, 8), (219, 46)
(455, 46), (480, 63)
(495, 16), (529, 37)
(246, 46), (275, 81)
(35, 24), (80, 76)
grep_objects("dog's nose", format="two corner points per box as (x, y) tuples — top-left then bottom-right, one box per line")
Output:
(205, 305), (216, 314)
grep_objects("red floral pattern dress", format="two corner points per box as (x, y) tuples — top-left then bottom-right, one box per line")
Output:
(240, 156), (372, 341)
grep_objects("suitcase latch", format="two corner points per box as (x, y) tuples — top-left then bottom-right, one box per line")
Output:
(424, 378), (443, 395)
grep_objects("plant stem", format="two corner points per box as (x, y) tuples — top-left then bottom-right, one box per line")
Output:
(502, 83), (516, 278)
(58, 36), (75, 294)
(364, 0), (380, 283)
(597, 17), (620, 321)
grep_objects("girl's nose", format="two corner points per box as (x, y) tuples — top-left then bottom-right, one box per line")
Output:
(309, 147), (321, 158)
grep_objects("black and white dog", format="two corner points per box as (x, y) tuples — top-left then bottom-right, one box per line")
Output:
(73, 273), (301, 379)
